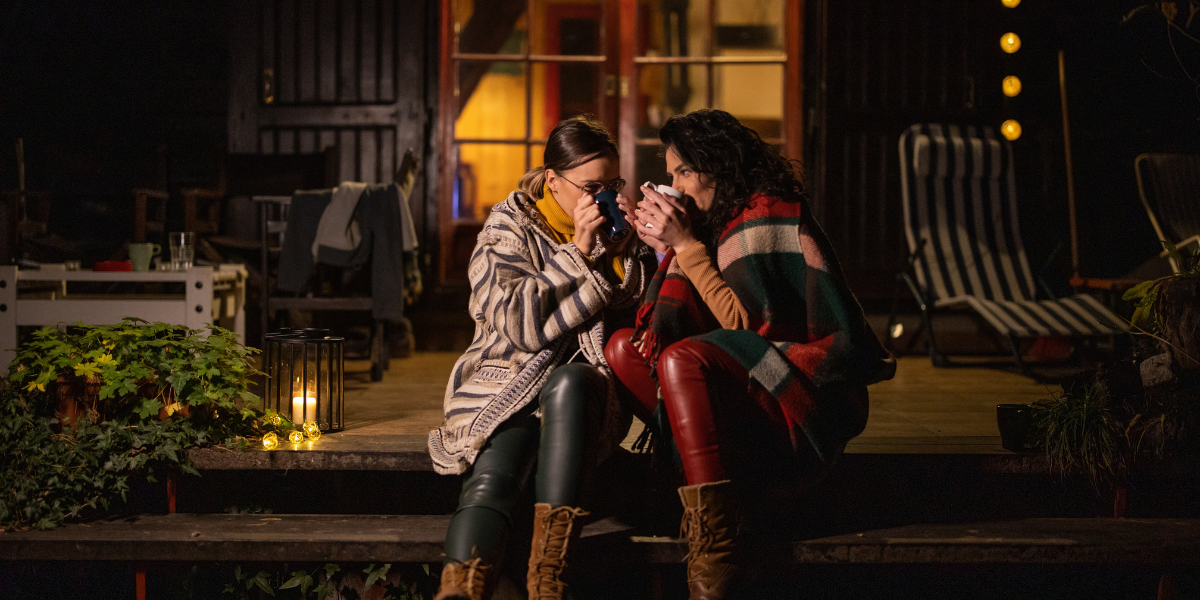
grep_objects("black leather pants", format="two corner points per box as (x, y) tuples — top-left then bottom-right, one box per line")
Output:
(442, 363), (606, 565)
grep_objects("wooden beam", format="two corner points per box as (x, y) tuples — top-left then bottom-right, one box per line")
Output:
(437, 0), (456, 283)
(618, 0), (637, 198)
(786, 0), (804, 164)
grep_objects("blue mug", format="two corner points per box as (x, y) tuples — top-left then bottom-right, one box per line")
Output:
(594, 189), (631, 241)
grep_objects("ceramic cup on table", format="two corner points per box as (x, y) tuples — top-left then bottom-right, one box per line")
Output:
(168, 232), (195, 271)
(128, 243), (161, 272)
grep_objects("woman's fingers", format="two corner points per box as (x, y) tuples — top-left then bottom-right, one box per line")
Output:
(656, 190), (688, 213)
(639, 183), (665, 204)
(635, 205), (664, 229)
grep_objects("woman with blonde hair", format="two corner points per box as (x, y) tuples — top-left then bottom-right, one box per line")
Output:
(429, 116), (656, 600)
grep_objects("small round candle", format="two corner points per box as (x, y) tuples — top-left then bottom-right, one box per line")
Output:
(303, 420), (321, 440)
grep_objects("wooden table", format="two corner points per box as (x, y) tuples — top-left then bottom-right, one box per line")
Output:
(0, 265), (246, 369)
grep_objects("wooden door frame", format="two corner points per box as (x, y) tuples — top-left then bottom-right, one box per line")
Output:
(544, 4), (608, 128)
(618, 0), (804, 198)
(436, 0), (804, 283)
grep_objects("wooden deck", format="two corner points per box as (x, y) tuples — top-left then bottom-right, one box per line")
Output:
(340, 353), (1057, 452)
(194, 353), (1060, 471)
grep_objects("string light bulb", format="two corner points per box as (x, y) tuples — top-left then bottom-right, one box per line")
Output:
(265, 411), (282, 426)
(1000, 32), (1022, 54)
(1002, 76), (1022, 97)
(1002, 0), (1020, 7)
(262, 432), (279, 450)
(303, 420), (321, 441)
(1001, 120), (1022, 140)
(288, 430), (305, 444)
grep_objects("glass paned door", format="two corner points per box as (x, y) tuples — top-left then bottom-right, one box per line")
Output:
(628, 0), (790, 191)
(449, 0), (613, 221)
(438, 0), (798, 282)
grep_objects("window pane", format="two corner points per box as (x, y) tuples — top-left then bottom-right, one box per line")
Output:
(532, 63), (604, 138)
(634, 144), (669, 198)
(713, 64), (783, 139)
(529, 144), (546, 170)
(636, 64), (709, 138)
(456, 144), (527, 221)
(530, 0), (605, 55)
(713, 0), (785, 55)
(639, 0), (708, 58)
(454, 0), (526, 55)
(456, 61), (528, 140)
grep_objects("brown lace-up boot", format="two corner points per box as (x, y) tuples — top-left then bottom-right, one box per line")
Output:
(434, 558), (491, 600)
(678, 480), (740, 600)
(526, 503), (589, 600)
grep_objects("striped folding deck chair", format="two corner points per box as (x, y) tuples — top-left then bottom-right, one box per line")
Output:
(1135, 153), (1200, 274)
(893, 124), (1128, 371)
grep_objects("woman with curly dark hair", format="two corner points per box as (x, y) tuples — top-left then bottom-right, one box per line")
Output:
(604, 109), (895, 599)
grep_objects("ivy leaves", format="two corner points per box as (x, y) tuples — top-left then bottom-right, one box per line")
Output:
(1, 319), (269, 531)
(0, 388), (221, 530)
(1122, 240), (1200, 332)
(7, 318), (262, 419)
(233, 562), (426, 599)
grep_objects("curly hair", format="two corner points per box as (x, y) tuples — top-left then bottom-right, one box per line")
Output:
(658, 109), (805, 248)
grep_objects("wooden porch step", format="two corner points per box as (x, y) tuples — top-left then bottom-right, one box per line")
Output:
(4, 515), (1200, 566)
(187, 433), (1059, 473)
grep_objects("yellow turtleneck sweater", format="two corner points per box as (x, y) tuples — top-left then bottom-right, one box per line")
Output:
(536, 183), (625, 280)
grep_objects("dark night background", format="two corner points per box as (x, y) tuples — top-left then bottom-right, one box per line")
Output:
(1, 0), (1198, 291)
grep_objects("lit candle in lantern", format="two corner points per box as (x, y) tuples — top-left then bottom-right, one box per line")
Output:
(292, 396), (317, 424)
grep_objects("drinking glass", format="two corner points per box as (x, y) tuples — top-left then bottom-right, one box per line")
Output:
(169, 232), (195, 271)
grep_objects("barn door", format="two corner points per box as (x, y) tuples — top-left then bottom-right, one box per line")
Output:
(228, 0), (428, 186)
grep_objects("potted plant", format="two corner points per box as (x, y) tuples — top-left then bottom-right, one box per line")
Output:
(1, 319), (296, 531)
(1032, 243), (1200, 516)
(1123, 241), (1200, 370)
(8, 318), (262, 425)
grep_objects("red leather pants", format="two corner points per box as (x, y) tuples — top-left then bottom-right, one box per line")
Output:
(607, 328), (789, 486)
(604, 328), (659, 420)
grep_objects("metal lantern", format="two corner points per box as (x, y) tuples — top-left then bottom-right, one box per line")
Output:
(264, 328), (344, 432)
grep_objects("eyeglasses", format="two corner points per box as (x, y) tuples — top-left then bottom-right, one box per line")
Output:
(558, 174), (626, 196)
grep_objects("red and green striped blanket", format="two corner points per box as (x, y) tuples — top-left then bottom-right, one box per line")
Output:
(633, 194), (896, 465)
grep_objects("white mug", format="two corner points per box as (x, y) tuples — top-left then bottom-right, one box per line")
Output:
(640, 182), (684, 229)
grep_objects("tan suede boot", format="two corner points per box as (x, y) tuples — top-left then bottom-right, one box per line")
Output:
(678, 480), (740, 600)
(434, 558), (491, 600)
(526, 503), (589, 600)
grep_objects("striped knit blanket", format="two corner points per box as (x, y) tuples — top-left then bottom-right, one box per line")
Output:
(633, 194), (896, 465)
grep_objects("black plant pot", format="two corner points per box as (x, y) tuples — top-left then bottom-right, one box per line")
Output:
(996, 403), (1032, 452)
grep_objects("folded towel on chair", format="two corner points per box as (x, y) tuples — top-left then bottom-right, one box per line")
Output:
(311, 181), (367, 260)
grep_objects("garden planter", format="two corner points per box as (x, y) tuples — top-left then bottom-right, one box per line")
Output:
(137, 379), (189, 420)
(1154, 277), (1200, 370)
(53, 375), (101, 429)
(156, 401), (190, 420)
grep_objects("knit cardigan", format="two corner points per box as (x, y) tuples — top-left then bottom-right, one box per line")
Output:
(428, 191), (656, 475)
